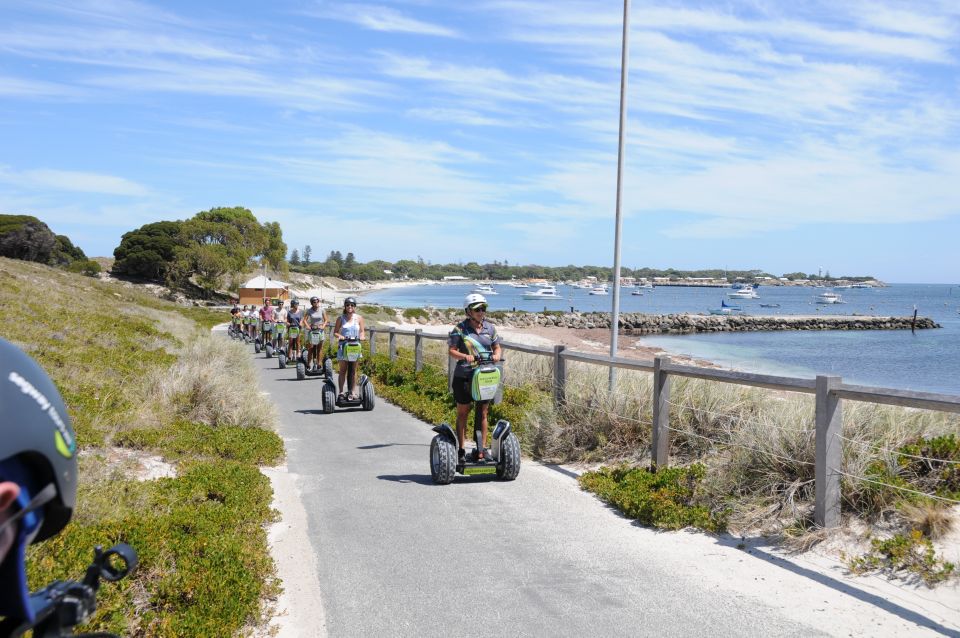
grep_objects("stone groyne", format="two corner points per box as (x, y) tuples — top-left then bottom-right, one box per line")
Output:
(400, 309), (939, 335)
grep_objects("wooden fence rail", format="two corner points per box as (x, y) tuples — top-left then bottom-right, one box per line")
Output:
(367, 327), (960, 528)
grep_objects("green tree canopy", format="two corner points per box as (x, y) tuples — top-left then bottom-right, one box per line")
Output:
(0, 214), (58, 263)
(113, 220), (183, 280)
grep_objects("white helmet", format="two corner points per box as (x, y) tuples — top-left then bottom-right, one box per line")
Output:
(463, 293), (487, 310)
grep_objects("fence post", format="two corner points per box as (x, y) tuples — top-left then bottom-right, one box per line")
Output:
(414, 329), (423, 372)
(553, 345), (566, 408)
(651, 356), (671, 471)
(389, 330), (397, 362)
(369, 328), (377, 356)
(815, 375), (842, 529)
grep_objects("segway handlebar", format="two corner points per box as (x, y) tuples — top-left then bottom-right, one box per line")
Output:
(0, 543), (138, 638)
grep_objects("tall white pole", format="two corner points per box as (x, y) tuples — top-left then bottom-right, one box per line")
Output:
(609, 0), (631, 391)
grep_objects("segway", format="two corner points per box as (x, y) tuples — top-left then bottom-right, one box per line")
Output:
(321, 340), (375, 413)
(278, 325), (302, 369)
(255, 320), (272, 354)
(429, 354), (519, 484)
(297, 329), (332, 380)
(268, 322), (286, 359)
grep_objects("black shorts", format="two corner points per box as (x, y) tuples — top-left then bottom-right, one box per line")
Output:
(452, 376), (480, 405)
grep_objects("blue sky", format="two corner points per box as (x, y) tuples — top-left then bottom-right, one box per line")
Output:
(1, 1), (959, 282)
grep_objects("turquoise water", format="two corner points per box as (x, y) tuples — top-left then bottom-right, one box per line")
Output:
(363, 282), (960, 395)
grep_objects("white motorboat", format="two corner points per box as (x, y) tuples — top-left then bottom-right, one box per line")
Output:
(728, 285), (758, 299)
(522, 286), (563, 300)
(510, 282), (529, 288)
(472, 284), (497, 295)
(816, 291), (844, 304)
(631, 290), (644, 296)
(637, 283), (654, 290)
(588, 286), (609, 296)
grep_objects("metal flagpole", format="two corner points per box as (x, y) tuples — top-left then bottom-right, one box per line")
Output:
(609, 0), (631, 391)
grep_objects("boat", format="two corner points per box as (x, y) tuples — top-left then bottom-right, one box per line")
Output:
(631, 289), (644, 296)
(522, 286), (563, 300)
(728, 285), (759, 299)
(636, 282), (654, 289)
(850, 283), (874, 289)
(816, 291), (844, 304)
(709, 299), (741, 315)
(509, 282), (529, 288)
(588, 285), (609, 296)
(471, 284), (497, 295)
(759, 303), (780, 308)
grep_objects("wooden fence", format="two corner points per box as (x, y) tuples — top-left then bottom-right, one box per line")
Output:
(367, 327), (960, 528)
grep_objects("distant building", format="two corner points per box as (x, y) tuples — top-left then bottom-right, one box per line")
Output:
(442, 275), (467, 280)
(238, 275), (289, 306)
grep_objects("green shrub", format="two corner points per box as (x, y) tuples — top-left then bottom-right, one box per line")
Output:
(359, 304), (381, 315)
(402, 307), (428, 320)
(848, 530), (956, 586)
(67, 258), (102, 276)
(579, 464), (728, 533)
(115, 420), (284, 466)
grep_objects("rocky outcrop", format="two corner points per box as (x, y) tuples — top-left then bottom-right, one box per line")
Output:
(397, 308), (939, 334)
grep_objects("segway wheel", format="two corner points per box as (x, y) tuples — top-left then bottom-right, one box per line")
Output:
(278, 353), (287, 369)
(496, 432), (521, 481)
(324, 357), (334, 379)
(361, 381), (376, 411)
(322, 384), (336, 414)
(301, 348), (309, 364)
(254, 340), (261, 354)
(265, 344), (274, 358)
(430, 435), (456, 485)
(296, 362), (306, 380)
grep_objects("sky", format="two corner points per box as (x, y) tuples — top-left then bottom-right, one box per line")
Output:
(1, 1), (959, 283)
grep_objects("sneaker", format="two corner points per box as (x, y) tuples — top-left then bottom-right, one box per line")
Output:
(458, 449), (466, 464)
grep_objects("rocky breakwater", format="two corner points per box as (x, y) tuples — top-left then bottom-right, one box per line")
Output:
(403, 309), (939, 335)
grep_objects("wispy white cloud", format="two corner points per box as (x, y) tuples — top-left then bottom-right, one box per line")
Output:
(304, 2), (459, 37)
(0, 74), (80, 98)
(0, 167), (149, 196)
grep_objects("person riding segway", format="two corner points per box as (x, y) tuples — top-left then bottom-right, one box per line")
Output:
(297, 296), (331, 381)
(278, 300), (304, 369)
(322, 297), (375, 412)
(428, 294), (520, 484)
(255, 299), (275, 354)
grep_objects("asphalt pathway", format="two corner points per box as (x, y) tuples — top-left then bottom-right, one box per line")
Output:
(247, 340), (956, 638)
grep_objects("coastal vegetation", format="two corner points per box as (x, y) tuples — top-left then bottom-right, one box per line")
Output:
(113, 207), (288, 296)
(0, 257), (284, 636)
(0, 213), (100, 275)
(288, 250), (878, 284)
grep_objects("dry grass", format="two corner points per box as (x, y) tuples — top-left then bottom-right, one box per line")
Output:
(130, 335), (277, 433)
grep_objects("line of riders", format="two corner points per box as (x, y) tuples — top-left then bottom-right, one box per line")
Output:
(229, 295), (367, 404)
(227, 292), (519, 483)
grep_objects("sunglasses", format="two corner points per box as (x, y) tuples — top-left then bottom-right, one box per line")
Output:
(345, 303), (356, 308)
(470, 305), (488, 312)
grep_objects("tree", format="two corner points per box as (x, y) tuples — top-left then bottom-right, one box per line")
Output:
(261, 221), (287, 273)
(290, 249), (301, 266)
(172, 206), (269, 290)
(302, 245), (311, 266)
(328, 250), (343, 265)
(0, 215), (57, 263)
(113, 220), (183, 280)
(52, 235), (87, 266)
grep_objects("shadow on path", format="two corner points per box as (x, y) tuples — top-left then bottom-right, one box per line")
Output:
(357, 443), (428, 450)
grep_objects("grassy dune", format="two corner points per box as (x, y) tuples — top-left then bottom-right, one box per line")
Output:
(0, 257), (283, 636)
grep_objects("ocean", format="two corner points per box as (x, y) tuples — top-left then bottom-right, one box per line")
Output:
(361, 282), (960, 395)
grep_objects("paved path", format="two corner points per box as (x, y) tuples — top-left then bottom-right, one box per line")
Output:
(247, 341), (959, 638)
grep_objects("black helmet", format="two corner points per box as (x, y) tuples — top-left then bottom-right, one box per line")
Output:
(0, 338), (77, 543)
(310, 296), (320, 304)
(290, 299), (299, 307)
(344, 297), (357, 307)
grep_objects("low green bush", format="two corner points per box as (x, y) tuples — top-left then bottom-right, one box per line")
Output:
(848, 530), (956, 586)
(579, 464), (728, 533)
(402, 307), (428, 320)
(115, 420), (285, 466)
(859, 434), (960, 512)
